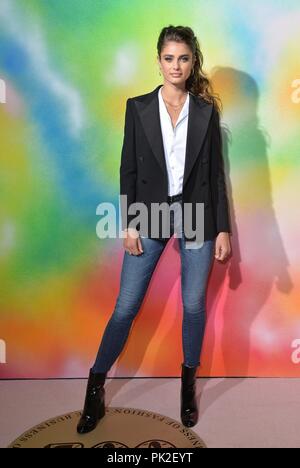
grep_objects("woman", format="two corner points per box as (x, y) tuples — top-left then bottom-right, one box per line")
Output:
(77, 25), (232, 434)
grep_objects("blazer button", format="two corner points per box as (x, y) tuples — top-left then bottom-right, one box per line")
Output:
(142, 179), (147, 184)
(139, 156), (144, 162)
(202, 181), (207, 186)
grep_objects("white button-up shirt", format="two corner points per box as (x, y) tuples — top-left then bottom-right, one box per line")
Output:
(157, 87), (203, 249)
(158, 86), (190, 197)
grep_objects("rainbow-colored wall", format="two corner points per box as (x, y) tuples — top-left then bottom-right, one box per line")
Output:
(1, 0), (300, 378)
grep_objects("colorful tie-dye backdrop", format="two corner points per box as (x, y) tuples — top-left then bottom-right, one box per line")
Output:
(0, 0), (299, 378)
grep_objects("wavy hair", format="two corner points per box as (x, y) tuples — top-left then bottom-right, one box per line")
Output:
(157, 25), (222, 114)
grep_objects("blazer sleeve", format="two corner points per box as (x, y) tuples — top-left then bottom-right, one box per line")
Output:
(119, 98), (137, 230)
(210, 105), (232, 234)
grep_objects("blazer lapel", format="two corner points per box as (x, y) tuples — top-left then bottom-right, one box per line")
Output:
(134, 84), (213, 189)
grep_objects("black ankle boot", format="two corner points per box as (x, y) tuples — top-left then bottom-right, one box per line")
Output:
(180, 363), (199, 427)
(77, 368), (107, 434)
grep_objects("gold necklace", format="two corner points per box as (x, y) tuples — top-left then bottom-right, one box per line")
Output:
(161, 89), (188, 109)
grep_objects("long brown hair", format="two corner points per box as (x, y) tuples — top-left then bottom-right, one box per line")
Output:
(157, 25), (222, 114)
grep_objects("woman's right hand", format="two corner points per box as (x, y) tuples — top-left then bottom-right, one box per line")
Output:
(123, 228), (144, 255)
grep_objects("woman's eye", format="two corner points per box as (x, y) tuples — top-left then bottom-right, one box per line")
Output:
(165, 57), (189, 62)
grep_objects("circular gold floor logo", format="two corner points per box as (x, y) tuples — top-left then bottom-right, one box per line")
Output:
(8, 407), (206, 448)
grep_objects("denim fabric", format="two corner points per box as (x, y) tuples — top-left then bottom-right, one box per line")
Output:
(92, 199), (215, 372)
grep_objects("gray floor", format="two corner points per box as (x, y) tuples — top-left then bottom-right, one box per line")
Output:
(1, 378), (300, 448)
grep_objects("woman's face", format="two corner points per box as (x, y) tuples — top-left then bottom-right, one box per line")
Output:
(157, 40), (194, 87)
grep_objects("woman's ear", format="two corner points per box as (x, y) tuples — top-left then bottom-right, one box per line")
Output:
(156, 56), (161, 73)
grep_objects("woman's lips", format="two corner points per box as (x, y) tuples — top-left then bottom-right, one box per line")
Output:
(171, 74), (182, 76)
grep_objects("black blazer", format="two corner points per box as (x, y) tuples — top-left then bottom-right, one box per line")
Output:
(119, 84), (231, 241)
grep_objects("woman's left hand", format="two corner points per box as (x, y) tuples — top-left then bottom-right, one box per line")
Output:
(215, 232), (231, 262)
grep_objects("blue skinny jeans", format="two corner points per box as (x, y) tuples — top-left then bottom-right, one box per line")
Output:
(92, 200), (215, 372)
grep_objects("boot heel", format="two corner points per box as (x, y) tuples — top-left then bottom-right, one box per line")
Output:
(98, 400), (105, 420)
